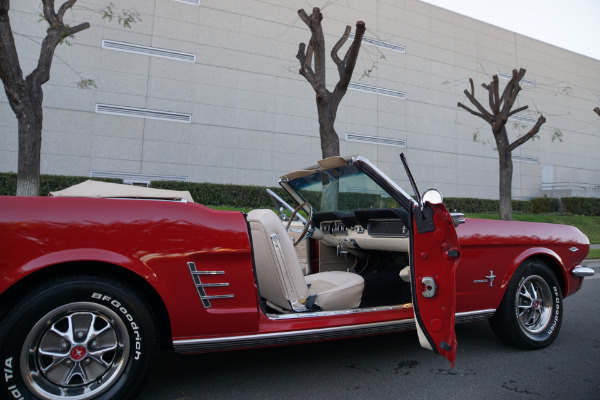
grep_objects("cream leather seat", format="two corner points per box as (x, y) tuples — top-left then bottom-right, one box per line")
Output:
(248, 209), (364, 312)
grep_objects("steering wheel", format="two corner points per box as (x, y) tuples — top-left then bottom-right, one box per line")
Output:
(285, 202), (314, 246)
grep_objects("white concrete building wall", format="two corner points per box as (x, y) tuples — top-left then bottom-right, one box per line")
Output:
(1, 0), (599, 199)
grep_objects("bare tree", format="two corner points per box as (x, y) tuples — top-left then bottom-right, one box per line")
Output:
(296, 7), (366, 159)
(458, 68), (546, 220)
(0, 0), (138, 196)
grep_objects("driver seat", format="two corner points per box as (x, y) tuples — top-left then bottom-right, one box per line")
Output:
(248, 209), (364, 312)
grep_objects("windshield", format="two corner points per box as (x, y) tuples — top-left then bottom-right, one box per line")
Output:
(287, 163), (401, 213)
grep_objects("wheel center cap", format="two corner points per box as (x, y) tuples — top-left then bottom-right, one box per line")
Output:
(533, 300), (540, 310)
(70, 345), (87, 361)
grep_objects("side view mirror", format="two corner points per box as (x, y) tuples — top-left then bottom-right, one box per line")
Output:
(422, 189), (443, 205)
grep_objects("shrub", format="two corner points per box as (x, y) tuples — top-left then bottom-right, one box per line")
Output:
(444, 197), (499, 213)
(561, 197), (600, 216)
(0, 173), (120, 196)
(531, 197), (560, 214)
(151, 181), (292, 209)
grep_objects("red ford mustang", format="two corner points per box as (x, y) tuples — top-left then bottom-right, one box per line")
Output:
(0, 155), (593, 400)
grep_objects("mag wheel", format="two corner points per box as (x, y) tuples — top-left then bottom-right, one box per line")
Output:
(0, 275), (158, 400)
(490, 260), (563, 349)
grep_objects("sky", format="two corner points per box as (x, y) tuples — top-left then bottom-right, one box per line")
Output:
(420, 0), (600, 60)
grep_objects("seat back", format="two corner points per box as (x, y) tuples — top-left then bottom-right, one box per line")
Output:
(247, 209), (310, 311)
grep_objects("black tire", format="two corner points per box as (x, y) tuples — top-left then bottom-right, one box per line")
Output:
(489, 259), (563, 349)
(0, 274), (159, 400)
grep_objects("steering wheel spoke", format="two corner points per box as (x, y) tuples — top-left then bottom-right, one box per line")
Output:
(286, 202), (314, 246)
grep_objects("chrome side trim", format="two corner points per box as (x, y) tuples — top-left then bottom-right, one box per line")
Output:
(572, 266), (596, 277)
(173, 319), (416, 353)
(266, 304), (413, 320)
(172, 308), (497, 353)
(187, 262), (234, 309)
(270, 234), (308, 312)
(455, 309), (496, 323)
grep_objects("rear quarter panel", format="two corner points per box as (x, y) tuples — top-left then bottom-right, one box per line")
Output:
(0, 197), (258, 339)
(455, 218), (589, 313)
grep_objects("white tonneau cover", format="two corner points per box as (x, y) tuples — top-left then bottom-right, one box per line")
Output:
(49, 180), (195, 202)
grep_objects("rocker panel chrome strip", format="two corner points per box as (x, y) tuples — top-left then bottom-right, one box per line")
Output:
(173, 319), (416, 353)
(172, 309), (496, 353)
(455, 309), (496, 323)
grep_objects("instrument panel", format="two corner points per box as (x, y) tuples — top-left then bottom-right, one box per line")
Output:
(316, 208), (410, 253)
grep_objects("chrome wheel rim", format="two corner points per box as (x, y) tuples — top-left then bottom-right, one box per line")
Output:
(516, 275), (553, 336)
(21, 302), (130, 400)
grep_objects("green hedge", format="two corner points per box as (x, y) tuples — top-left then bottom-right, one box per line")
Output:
(0, 173), (16, 196)
(151, 180), (291, 209)
(2, 172), (600, 216)
(531, 197), (561, 214)
(443, 197), (531, 214)
(561, 197), (600, 216)
(0, 172), (120, 196)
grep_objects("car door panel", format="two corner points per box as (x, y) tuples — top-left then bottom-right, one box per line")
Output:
(411, 202), (460, 366)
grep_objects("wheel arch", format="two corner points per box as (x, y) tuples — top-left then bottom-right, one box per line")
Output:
(513, 252), (566, 296)
(0, 261), (173, 350)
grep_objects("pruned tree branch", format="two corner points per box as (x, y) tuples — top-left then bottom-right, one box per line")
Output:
(508, 115), (546, 152)
(57, 0), (77, 20)
(457, 101), (486, 120)
(460, 78), (492, 122)
(297, 7), (311, 26)
(331, 25), (351, 69)
(296, 8), (327, 97)
(492, 74), (500, 113)
(296, 42), (318, 92)
(30, 1), (90, 89)
(483, 81), (494, 112)
(333, 21), (365, 93)
(508, 105), (529, 117)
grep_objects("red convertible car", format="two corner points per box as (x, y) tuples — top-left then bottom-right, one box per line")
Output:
(0, 155), (593, 400)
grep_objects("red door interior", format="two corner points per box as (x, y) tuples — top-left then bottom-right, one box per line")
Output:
(410, 202), (460, 366)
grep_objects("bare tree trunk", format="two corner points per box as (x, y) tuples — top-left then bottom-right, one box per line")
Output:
(498, 148), (513, 221)
(16, 96), (43, 196)
(317, 94), (340, 158)
(494, 126), (512, 220)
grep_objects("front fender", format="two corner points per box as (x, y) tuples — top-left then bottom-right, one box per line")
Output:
(1, 248), (156, 295)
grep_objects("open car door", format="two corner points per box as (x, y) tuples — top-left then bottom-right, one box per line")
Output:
(410, 200), (460, 366)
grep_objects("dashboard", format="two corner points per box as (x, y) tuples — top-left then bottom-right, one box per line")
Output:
(313, 208), (410, 252)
